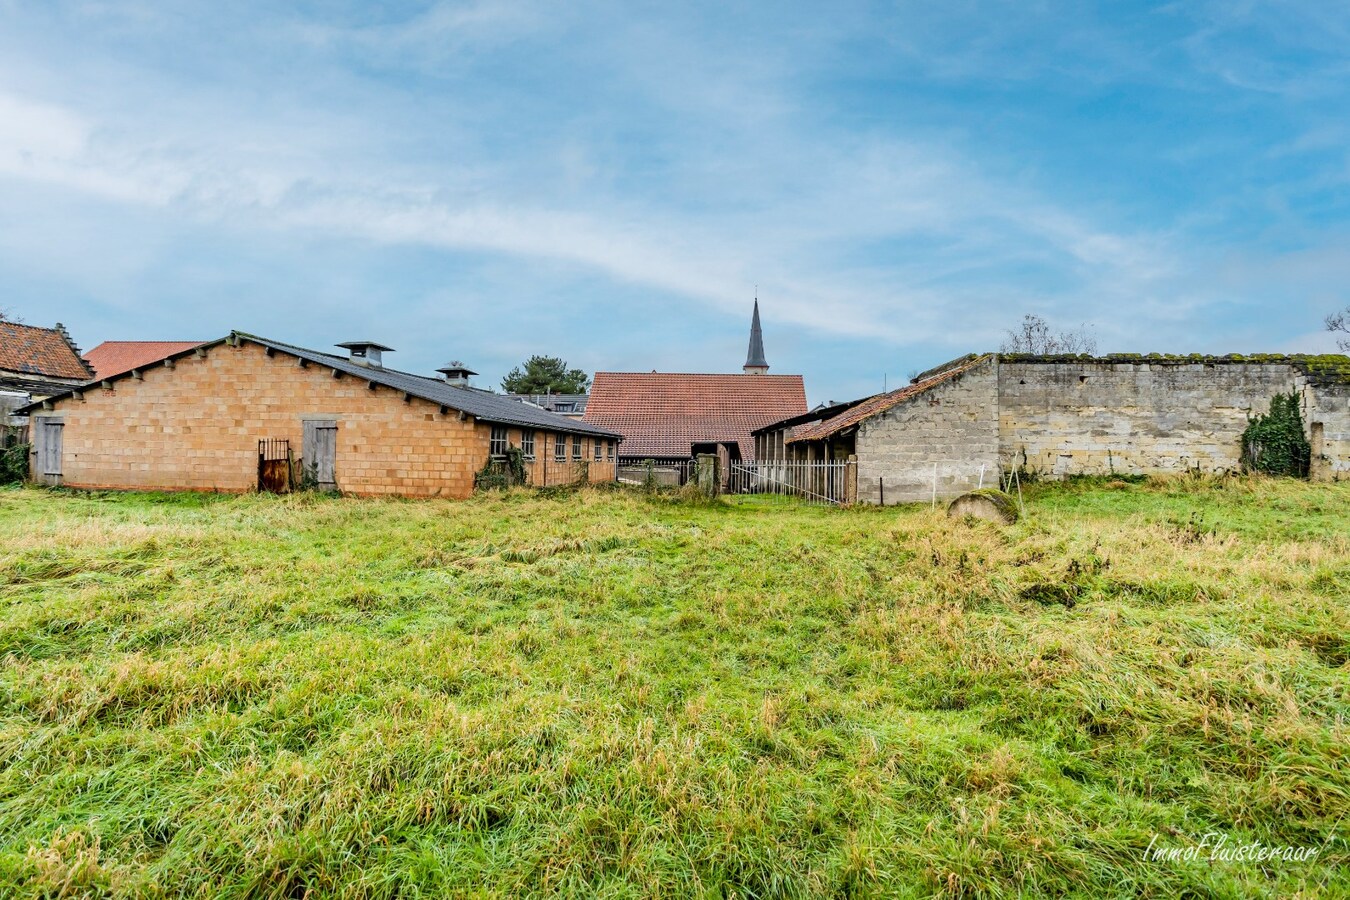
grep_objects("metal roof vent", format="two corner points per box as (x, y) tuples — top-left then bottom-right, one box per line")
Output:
(336, 341), (393, 368)
(436, 360), (478, 387)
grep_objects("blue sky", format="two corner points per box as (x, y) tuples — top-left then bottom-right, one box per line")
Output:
(1, 1), (1348, 402)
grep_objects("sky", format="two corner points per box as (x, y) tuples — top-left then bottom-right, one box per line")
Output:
(1, 1), (1348, 403)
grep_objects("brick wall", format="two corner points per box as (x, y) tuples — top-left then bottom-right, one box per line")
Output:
(29, 341), (614, 498)
(997, 360), (1306, 477)
(855, 358), (999, 504)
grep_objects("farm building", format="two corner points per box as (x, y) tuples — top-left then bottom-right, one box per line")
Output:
(23, 331), (620, 498)
(755, 352), (1350, 504)
(1, 321), (93, 428)
(583, 301), (807, 473)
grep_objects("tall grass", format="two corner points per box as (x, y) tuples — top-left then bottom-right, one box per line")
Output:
(0, 477), (1346, 897)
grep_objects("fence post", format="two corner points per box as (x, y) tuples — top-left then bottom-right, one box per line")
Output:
(695, 453), (721, 498)
(845, 454), (858, 505)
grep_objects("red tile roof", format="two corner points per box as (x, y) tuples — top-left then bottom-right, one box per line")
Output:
(84, 341), (205, 379)
(584, 372), (807, 460)
(788, 355), (991, 443)
(0, 321), (93, 381)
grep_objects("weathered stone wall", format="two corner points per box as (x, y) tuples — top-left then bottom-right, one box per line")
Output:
(855, 358), (999, 504)
(997, 359), (1303, 477)
(1308, 382), (1350, 480)
(29, 341), (614, 498)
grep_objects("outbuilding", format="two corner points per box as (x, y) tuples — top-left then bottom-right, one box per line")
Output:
(24, 331), (620, 498)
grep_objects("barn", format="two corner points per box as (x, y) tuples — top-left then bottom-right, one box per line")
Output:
(24, 331), (620, 498)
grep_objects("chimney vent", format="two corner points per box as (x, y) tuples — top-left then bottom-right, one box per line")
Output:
(336, 341), (393, 369)
(436, 360), (478, 387)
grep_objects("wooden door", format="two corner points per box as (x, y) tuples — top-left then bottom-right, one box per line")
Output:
(35, 419), (64, 485)
(302, 420), (337, 490)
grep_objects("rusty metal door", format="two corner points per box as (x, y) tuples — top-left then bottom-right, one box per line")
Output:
(257, 438), (292, 493)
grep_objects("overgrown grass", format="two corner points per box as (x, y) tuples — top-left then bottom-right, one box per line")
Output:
(1, 477), (1347, 898)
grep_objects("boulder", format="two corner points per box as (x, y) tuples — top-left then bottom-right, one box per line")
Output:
(946, 489), (1019, 524)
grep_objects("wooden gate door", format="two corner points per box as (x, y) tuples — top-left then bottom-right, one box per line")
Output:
(257, 439), (292, 493)
(302, 420), (338, 491)
(35, 419), (63, 486)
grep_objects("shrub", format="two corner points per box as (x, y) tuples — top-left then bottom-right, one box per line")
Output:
(1241, 393), (1310, 477)
(0, 441), (28, 485)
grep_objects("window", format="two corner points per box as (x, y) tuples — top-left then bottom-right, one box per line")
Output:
(555, 402), (575, 413)
(490, 425), (508, 456)
(521, 429), (535, 458)
(554, 433), (567, 462)
(572, 435), (582, 460)
(594, 437), (603, 460)
(607, 440), (614, 460)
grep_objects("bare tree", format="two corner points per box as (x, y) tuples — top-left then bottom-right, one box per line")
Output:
(1001, 313), (1098, 355)
(1327, 306), (1350, 352)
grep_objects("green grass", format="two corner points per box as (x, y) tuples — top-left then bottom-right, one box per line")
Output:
(0, 477), (1347, 898)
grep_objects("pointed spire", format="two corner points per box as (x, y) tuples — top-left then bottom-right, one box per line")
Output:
(744, 299), (769, 374)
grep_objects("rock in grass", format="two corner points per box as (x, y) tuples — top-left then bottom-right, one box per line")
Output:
(947, 489), (1019, 524)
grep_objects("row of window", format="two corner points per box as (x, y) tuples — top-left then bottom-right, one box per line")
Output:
(490, 426), (614, 461)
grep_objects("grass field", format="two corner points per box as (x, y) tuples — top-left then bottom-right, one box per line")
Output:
(1, 477), (1347, 898)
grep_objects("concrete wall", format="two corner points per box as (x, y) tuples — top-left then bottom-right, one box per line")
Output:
(997, 360), (1306, 477)
(855, 357), (999, 504)
(29, 341), (614, 498)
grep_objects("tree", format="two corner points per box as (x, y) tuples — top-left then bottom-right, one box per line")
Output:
(1327, 306), (1350, 352)
(1000, 313), (1098, 355)
(500, 355), (590, 394)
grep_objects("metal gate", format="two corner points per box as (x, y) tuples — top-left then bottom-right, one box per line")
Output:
(257, 438), (293, 493)
(727, 459), (854, 505)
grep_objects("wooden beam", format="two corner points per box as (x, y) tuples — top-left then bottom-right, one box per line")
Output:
(439, 405), (449, 415)
(367, 381), (378, 391)
(42, 400), (54, 410)
(297, 358), (307, 368)
(72, 390), (83, 401)
(403, 392), (412, 403)
(101, 380), (113, 390)
(195, 347), (207, 358)
(332, 369), (342, 379)
(131, 369), (142, 380)
(264, 347), (275, 357)
(163, 357), (175, 369)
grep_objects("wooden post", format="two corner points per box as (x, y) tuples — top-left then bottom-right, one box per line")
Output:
(845, 454), (858, 505)
(695, 453), (720, 498)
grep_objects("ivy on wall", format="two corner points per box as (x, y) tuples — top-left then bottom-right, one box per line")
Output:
(475, 446), (528, 491)
(1241, 393), (1311, 478)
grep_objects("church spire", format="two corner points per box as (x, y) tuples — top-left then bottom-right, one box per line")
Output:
(744, 299), (769, 374)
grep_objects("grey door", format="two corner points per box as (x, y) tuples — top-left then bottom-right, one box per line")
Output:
(302, 420), (337, 490)
(35, 419), (63, 485)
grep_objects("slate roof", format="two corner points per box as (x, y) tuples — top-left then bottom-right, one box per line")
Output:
(24, 331), (623, 438)
(584, 372), (807, 459)
(0, 321), (92, 381)
(787, 355), (991, 443)
(85, 341), (205, 379)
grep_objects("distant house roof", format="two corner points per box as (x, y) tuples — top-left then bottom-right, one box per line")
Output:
(507, 393), (589, 415)
(584, 372), (807, 459)
(786, 355), (991, 443)
(85, 341), (206, 380)
(25, 331), (623, 439)
(0, 321), (93, 382)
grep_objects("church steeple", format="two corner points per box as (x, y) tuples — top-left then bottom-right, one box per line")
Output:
(744, 299), (769, 374)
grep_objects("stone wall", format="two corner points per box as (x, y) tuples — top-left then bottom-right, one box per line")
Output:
(997, 360), (1305, 477)
(1308, 382), (1350, 480)
(855, 357), (999, 504)
(29, 341), (614, 498)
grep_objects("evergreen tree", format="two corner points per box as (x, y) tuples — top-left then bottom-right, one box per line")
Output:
(500, 356), (590, 394)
